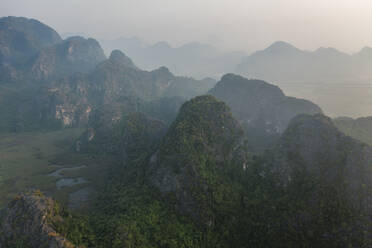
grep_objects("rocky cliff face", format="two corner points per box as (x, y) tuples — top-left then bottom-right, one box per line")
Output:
(0, 16), (62, 83)
(0, 17), (216, 133)
(34, 49), (213, 130)
(0, 191), (74, 248)
(29, 36), (106, 81)
(36, 73), (93, 128)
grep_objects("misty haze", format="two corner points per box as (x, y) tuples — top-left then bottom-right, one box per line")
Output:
(1, 1), (372, 247)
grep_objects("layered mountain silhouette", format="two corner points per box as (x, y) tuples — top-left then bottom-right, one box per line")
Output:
(236, 41), (372, 83)
(35, 50), (215, 129)
(0, 17), (216, 133)
(0, 17), (106, 83)
(2, 15), (372, 248)
(101, 37), (245, 79)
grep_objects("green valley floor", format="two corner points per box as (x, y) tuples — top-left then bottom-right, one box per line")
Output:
(0, 129), (110, 209)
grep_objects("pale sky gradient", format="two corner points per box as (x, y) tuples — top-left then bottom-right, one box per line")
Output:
(1, 0), (372, 53)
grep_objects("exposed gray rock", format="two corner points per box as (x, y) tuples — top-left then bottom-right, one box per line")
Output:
(0, 191), (75, 248)
(30, 36), (106, 81)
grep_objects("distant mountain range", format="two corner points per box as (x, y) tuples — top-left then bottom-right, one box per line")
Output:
(236, 41), (372, 83)
(99, 37), (245, 79)
(84, 36), (372, 118)
(99, 38), (372, 85)
(235, 41), (372, 117)
(0, 17), (106, 83)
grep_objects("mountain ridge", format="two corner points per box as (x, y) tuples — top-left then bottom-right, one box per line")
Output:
(236, 40), (372, 82)
(209, 73), (322, 151)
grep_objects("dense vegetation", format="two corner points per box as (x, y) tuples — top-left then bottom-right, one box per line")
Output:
(2, 16), (372, 248)
(21, 97), (369, 248)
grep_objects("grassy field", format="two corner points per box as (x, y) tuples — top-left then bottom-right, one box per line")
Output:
(0, 128), (111, 209)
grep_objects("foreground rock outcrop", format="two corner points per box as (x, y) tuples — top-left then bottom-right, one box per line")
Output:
(0, 191), (75, 248)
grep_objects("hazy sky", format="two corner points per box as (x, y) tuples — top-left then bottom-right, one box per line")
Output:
(1, 0), (372, 53)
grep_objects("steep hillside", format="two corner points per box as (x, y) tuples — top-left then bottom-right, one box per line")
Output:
(0, 17), (217, 134)
(33, 50), (214, 130)
(209, 74), (322, 151)
(108, 49), (139, 70)
(148, 95), (247, 225)
(0, 16), (61, 64)
(85, 98), (372, 247)
(262, 114), (372, 246)
(3, 15), (372, 248)
(3, 98), (372, 247)
(86, 95), (249, 247)
(271, 114), (372, 187)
